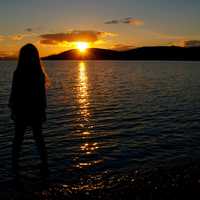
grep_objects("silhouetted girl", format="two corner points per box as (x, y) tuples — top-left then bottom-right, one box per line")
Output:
(9, 44), (48, 176)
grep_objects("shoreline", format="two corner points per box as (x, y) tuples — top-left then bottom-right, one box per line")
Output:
(1, 161), (200, 200)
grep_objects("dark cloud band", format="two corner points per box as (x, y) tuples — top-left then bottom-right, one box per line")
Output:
(184, 40), (200, 47)
(39, 30), (116, 45)
(105, 17), (144, 26)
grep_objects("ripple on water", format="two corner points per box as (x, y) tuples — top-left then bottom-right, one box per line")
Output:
(1, 61), (200, 189)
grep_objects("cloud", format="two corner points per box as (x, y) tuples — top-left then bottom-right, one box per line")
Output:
(100, 32), (117, 37)
(25, 28), (33, 32)
(105, 17), (144, 26)
(105, 20), (120, 24)
(184, 40), (200, 47)
(147, 33), (200, 47)
(112, 44), (135, 51)
(121, 18), (144, 26)
(0, 34), (24, 41)
(9, 31), (37, 41)
(39, 30), (117, 45)
(0, 51), (8, 57)
(0, 31), (36, 43)
(0, 50), (16, 58)
(10, 34), (24, 41)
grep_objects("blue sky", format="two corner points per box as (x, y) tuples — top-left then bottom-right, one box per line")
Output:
(0, 0), (200, 56)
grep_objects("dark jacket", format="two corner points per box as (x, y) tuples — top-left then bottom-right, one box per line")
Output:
(9, 70), (47, 124)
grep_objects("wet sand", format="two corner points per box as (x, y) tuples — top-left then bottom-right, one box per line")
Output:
(1, 161), (200, 200)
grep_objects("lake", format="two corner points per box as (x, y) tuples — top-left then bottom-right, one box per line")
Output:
(1, 60), (200, 193)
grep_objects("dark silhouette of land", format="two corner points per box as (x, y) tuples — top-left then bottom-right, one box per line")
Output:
(1, 46), (200, 61)
(0, 56), (16, 60)
(43, 48), (120, 60)
(43, 46), (200, 61)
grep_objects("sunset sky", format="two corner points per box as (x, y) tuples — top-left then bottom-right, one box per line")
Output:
(0, 0), (200, 57)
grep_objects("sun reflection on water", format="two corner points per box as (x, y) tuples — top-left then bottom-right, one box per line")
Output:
(78, 62), (90, 120)
(76, 62), (100, 168)
(80, 142), (99, 155)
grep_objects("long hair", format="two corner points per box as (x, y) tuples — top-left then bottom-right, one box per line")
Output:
(16, 43), (49, 87)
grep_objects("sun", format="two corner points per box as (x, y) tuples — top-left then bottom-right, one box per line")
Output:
(76, 42), (89, 53)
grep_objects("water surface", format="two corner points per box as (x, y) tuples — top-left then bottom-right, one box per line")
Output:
(1, 60), (200, 188)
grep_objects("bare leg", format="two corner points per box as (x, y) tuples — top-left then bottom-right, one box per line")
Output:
(12, 122), (26, 175)
(32, 123), (48, 175)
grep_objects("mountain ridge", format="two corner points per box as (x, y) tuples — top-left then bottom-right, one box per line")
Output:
(43, 46), (200, 61)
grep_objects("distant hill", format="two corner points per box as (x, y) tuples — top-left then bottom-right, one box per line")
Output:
(0, 56), (16, 60)
(43, 48), (121, 60)
(43, 46), (200, 61)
